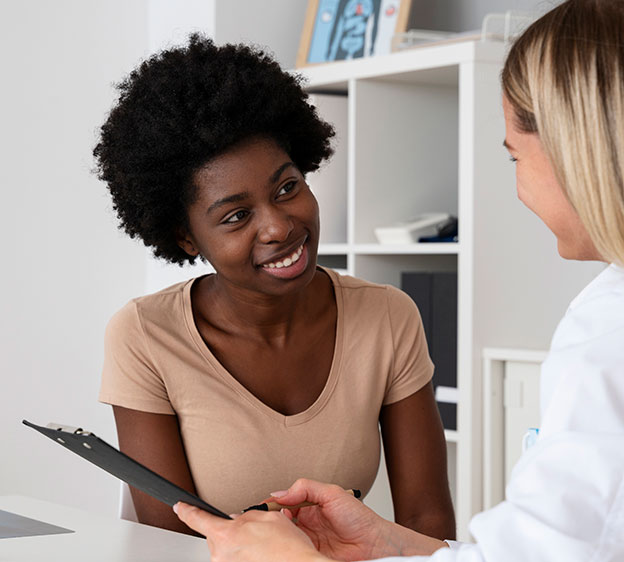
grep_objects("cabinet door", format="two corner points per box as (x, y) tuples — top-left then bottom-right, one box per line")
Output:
(503, 361), (541, 482)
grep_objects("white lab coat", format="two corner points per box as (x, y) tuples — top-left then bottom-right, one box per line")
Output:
(376, 263), (624, 562)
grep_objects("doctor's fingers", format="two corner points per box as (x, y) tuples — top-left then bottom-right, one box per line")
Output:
(275, 478), (348, 507)
(173, 502), (231, 538)
(174, 502), (294, 536)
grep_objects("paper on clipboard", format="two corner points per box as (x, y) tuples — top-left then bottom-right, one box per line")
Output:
(22, 420), (231, 520)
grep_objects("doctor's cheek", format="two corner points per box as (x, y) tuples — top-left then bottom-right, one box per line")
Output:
(515, 179), (528, 207)
(515, 176), (536, 214)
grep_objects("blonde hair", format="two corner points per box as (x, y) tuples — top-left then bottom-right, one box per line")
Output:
(502, 0), (624, 265)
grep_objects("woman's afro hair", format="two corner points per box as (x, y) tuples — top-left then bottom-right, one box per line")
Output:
(94, 34), (335, 265)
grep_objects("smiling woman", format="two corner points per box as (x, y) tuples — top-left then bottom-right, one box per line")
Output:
(179, 137), (320, 291)
(93, 35), (454, 539)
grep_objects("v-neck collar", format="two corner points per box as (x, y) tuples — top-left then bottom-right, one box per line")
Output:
(182, 267), (344, 426)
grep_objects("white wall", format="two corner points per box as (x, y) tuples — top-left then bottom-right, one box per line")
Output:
(214, 0), (308, 69)
(0, 0), (149, 515)
(148, 0), (216, 53)
(409, 0), (563, 32)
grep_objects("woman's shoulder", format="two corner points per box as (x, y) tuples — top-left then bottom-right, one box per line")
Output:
(540, 268), (624, 435)
(107, 278), (195, 333)
(569, 263), (624, 309)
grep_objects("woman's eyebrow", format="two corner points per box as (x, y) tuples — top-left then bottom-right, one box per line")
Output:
(269, 162), (296, 183)
(207, 192), (250, 214)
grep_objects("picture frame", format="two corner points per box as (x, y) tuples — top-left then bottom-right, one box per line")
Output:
(297, 0), (413, 68)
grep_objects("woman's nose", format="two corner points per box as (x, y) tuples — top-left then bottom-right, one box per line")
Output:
(257, 205), (294, 244)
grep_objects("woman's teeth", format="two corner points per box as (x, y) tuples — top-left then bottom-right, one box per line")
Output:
(263, 245), (304, 269)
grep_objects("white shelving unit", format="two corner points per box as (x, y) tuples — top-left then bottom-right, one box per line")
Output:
(299, 40), (604, 540)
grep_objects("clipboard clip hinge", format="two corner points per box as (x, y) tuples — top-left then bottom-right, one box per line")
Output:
(46, 422), (92, 436)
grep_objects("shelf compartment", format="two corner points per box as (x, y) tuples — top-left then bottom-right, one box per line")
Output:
(351, 78), (458, 244)
(353, 254), (457, 289)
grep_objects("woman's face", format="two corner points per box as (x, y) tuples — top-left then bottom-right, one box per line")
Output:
(502, 96), (600, 261)
(178, 136), (320, 296)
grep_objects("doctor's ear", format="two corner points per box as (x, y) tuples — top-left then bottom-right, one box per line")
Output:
(176, 229), (200, 258)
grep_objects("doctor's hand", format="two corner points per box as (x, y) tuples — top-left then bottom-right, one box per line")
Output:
(268, 479), (448, 561)
(173, 502), (328, 562)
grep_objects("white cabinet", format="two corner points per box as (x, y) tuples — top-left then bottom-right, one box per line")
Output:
(482, 348), (546, 510)
(503, 360), (541, 482)
(298, 40), (604, 539)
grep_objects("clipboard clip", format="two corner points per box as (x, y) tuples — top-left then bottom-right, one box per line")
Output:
(46, 423), (92, 436)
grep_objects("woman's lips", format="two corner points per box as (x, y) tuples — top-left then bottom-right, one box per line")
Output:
(260, 243), (308, 279)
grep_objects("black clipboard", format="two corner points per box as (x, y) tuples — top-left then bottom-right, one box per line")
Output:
(23, 419), (231, 520)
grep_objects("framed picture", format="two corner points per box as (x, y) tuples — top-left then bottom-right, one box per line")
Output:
(297, 0), (413, 67)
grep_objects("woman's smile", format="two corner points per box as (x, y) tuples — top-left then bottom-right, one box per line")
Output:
(260, 242), (309, 279)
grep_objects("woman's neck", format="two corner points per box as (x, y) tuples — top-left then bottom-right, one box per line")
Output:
(192, 269), (331, 345)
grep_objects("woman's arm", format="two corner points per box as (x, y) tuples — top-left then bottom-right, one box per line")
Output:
(113, 405), (200, 535)
(380, 381), (456, 540)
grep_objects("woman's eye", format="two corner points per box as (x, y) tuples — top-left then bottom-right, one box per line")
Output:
(224, 210), (248, 224)
(277, 181), (297, 196)
(509, 156), (518, 163)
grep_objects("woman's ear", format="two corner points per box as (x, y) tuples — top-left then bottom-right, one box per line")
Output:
(177, 230), (200, 257)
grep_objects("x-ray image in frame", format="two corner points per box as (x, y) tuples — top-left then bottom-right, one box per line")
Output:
(297, 0), (413, 67)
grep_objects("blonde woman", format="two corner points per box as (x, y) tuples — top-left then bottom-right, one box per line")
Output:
(172, 1), (624, 560)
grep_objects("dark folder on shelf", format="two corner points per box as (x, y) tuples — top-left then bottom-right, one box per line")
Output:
(22, 420), (231, 520)
(401, 272), (458, 430)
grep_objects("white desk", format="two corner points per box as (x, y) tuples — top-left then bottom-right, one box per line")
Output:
(0, 496), (209, 561)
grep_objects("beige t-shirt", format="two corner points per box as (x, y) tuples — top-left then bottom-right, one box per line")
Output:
(100, 268), (433, 514)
